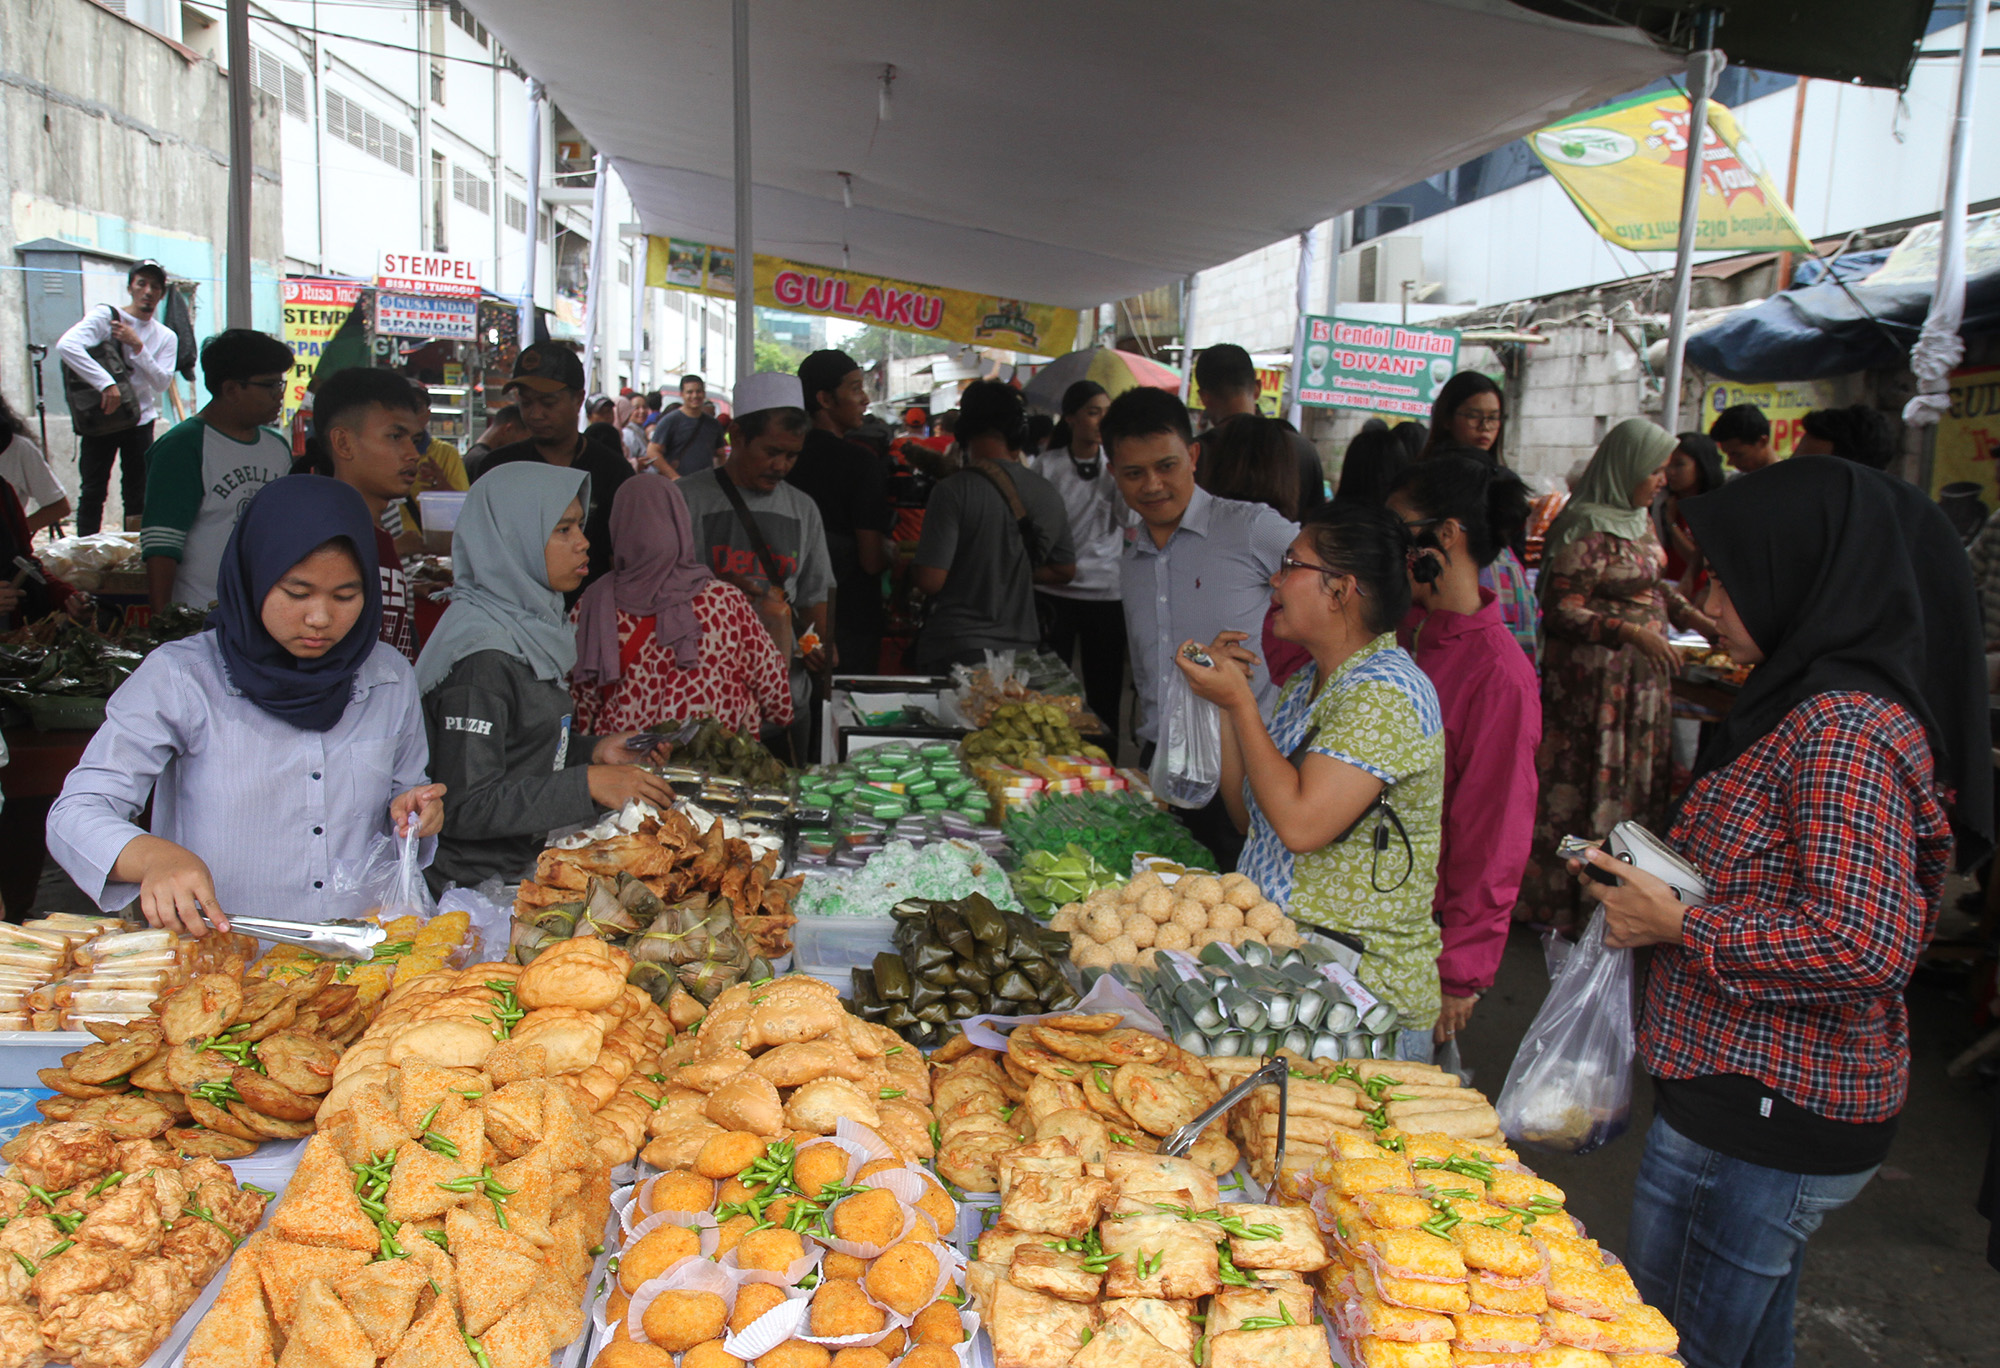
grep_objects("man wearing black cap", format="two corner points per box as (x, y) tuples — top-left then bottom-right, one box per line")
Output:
(789, 349), (893, 673)
(469, 340), (632, 594)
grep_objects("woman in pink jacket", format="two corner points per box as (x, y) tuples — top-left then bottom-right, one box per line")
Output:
(1389, 455), (1541, 1049)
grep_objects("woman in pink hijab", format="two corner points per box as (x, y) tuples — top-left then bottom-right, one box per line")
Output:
(570, 476), (793, 737)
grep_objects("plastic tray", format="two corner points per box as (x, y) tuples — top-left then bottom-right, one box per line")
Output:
(790, 916), (896, 973)
(0, 1031), (99, 1086)
(153, 1163), (298, 1368)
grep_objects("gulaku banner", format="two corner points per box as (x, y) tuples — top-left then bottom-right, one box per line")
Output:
(646, 237), (1080, 357)
(1530, 92), (1811, 253)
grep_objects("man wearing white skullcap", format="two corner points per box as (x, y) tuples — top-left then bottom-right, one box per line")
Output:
(674, 374), (834, 754)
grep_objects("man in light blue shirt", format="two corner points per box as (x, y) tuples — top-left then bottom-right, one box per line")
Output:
(1106, 387), (1296, 868)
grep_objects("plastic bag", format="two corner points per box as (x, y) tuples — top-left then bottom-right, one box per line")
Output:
(328, 830), (438, 924)
(436, 880), (511, 967)
(1149, 662), (1221, 809)
(1494, 908), (1633, 1155)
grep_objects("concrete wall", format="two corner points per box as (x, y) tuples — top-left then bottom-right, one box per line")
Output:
(1, 0), (284, 523)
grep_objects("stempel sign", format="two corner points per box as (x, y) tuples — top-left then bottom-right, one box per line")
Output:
(377, 251), (480, 299)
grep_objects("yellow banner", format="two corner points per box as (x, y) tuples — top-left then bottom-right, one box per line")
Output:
(645, 238), (1080, 358)
(1531, 92), (1811, 253)
(1699, 378), (1844, 459)
(1930, 366), (2000, 499)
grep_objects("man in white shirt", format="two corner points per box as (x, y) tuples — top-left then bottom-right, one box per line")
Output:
(54, 261), (179, 535)
(0, 392), (70, 535)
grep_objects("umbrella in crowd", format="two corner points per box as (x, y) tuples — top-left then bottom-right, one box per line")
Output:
(1023, 347), (1183, 413)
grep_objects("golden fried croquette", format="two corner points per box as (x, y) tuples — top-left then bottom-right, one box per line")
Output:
(909, 1176), (956, 1235)
(754, 1343), (830, 1368)
(809, 1279), (886, 1339)
(820, 1252), (867, 1281)
(681, 1345), (744, 1368)
(717, 1177), (771, 1207)
(697, 1132), (769, 1180)
(641, 1290), (729, 1353)
(864, 1241), (940, 1317)
(875, 1329), (906, 1359)
(713, 1213), (758, 1257)
(909, 1301), (963, 1346)
(605, 1288), (631, 1326)
(793, 1143), (850, 1198)
(908, 1208), (941, 1242)
(620, 1224), (702, 1292)
(828, 1351), (890, 1368)
(898, 1350), (958, 1368)
(854, 1158), (903, 1182)
(830, 1188), (905, 1247)
(736, 1227), (807, 1274)
(591, 1341), (677, 1368)
(643, 1171), (715, 1216)
(729, 1283), (789, 1333)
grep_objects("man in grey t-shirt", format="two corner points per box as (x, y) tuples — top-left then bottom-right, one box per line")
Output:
(912, 380), (1076, 672)
(645, 373), (725, 477)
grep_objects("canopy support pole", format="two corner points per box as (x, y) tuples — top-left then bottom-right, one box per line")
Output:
(225, 0), (253, 328)
(732, 0), (753, 384)
(581, 154), (611, 396)
(1659, 11), (1723, 434)
(520, 79), (544, 340)
(631, 237), (647, 390)
(1180, 273), (1199, 403)
(1902, 0), (1986, 430)
(1285, 228), (1313, 429)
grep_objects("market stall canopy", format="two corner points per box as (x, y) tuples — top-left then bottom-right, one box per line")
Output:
(467, 0), (1683, 307)
(1509, 0), (1937, 90)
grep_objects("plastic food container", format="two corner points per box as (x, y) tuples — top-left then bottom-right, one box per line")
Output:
(417, 490), (468, 554)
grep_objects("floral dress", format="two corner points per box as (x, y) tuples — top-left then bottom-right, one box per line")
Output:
(1518, 527), (1699, 928)
(570, 580), (793, 737)
(1240, 633), (1447, 1031)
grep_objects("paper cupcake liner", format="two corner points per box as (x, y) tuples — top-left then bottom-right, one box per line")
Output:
(719, 1238), (822, 1288)
(722, 1293), (814, 1359)
(623, 1207), (722, 1257)
(619, 1173), (723, 1239)
(622, 1258), (739, 1347)
(853, 1240), (965, 1329)
(835, 1117), (900, 1163)
(813, 1191), (918, 1259)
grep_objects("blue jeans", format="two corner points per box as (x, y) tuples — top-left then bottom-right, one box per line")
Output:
(1394, 1028), (1435, 1064)
(1626, 1115), (1876, 1368)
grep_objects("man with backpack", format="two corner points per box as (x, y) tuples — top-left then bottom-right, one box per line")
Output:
(910, 379), (1075, 671)
(55, 260), (179, 533)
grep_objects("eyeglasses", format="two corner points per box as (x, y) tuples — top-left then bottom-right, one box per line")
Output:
(1398, 516), (1442, 534)
(1280, 550), (1336, 577)
(1454, 409), (1504, 429)
(244, 377), (289, 392)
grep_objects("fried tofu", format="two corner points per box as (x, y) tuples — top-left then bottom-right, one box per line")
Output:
(1529, 1350), (1612, 1368)
(1360, 1265), (1471, 1315)
(1208, 1277), (1315, 1337)
(1348, 1292), (1456, 1343)
(1069, 1307), (1183, 1368)
(269, 1139), (381, 1252)
(977, 1226), (1046, 1267)
(276, 1279), (377, 1368)
(1218, 1203), (1328, 1272)
(1546, 1264), (1633, 1321)
(999, 1171), (1109, 1239)
(384, 1296), (481, 1368)
(1487, 1172), (1565, 1210)
(254, 1241), (373, 1330)
(1104, 1153), (1221, 1210)
(1355, 1340), (1453, 1368)
(1546, 1306), (1679, 1355)
(1099, 1297), (1198, 1355)
(1366, 1228), (1468, 1282)
(1452, 1223), (1543, 1279)
(335, 1257), (430, 1355)
(1451, 1313), (1545, 1353)
(1211, 1325), (1336, 1368)
(1101, 1211), (1223, 1301)
(446, 1206), (541, 1335)
(183, 1243), (278, 1368)
(479, 1298), (562, 1368)
(1467, 1270), (1548, 1317)
(988, 1279), (1096, 1368)
(1356, 1193), (1435, 1230)
(1452, 1352), (1535, 1368)
(1010, 1245), (1103, 1303)
(1327, 1157), (1416, 1197)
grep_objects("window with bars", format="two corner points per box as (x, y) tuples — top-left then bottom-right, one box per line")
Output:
(538, 210), (552, 243)
(251, 46), (307, 121)
(326, 91), (415, 174)
(452, 164), (492, 215)
(446, 0), (487, 45)
(504, 194), (529, 233)
(617, 260), (630, 285)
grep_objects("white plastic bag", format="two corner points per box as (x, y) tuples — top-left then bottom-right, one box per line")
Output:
(329, 829), (437, 924)
(1149, 663), (1221, 809)
(1495, 908), (1633, 1155)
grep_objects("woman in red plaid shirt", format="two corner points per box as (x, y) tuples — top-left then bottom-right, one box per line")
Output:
(1568, 457), (1990, 1368)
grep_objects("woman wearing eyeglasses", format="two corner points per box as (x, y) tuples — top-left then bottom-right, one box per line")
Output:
(1175, 503), (1446, 1060)
(1420, 372), (1539, 664)
(1519, 419), (1717, 930)
(1031, 380), (1128, 735)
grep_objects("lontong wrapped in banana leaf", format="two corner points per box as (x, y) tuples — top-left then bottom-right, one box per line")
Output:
(846, 892), (1079, 1045)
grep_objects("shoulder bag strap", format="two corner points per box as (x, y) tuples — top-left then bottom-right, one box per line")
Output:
(711, 466), (803, 633)
(968, 458), (1045, 563)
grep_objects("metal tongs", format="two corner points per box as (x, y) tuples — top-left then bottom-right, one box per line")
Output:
(1161, 1054), (1289, 1182)
(226, 916), (387, 961)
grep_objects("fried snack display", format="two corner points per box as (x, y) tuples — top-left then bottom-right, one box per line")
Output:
(252, 908), (474, 1015)
(928, 1014), (1239, 1195)
(321, 943), (673, 1171)
(964, 1144), (1333, 1368)
(1304, 1125), (1682, 1368)
(181, 1057), (618, 1368)
(24, 967), (370, 1159)
(513, 806), (802, 967)
(637, 975), (935, 1171)
(0, 920), (257, 1033)
(593, 1125), (973, 1366)
(0, 1119), (270, 1368)
(1207, 1057), (1502, 1190)
(1053, 870), (1306, 972)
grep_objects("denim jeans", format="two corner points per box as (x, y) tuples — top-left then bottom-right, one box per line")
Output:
(1626, 1115), (1876, 1368)
(1394, 1028), (1436, 1064)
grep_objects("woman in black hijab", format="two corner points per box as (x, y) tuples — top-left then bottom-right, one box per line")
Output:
(1658, 430), (1726, 594)
(1566, 456), (1989, 1368)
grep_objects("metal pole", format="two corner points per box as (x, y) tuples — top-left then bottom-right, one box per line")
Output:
(580, 154), (611, 395)
(1902, 0), (1986, 429)
(732, 0), (754, 383)
(1179, 273), (1199, 402)
(631, 237), (647, 391)
(1660, 11), (1724, 433)
(225, 0), (254, 328)
(520, 78), (544, 341)
(1285, 228), (1313, 428)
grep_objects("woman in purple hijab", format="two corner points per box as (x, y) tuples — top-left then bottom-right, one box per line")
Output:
(569, 475), (794, 737)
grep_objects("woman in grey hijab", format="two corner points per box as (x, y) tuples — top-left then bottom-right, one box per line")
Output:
(418, 464), (672, 890)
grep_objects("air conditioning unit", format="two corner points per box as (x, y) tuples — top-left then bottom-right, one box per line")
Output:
(1337, 236), (1429, 306)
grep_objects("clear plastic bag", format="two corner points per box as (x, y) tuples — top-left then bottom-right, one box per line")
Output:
(329, 829), (438, 924)
(1494, 907), (1634, 1155)
(1149, 663), (1221, 809)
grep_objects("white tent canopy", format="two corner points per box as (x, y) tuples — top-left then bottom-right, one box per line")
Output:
(468, 0), (1675, 307)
